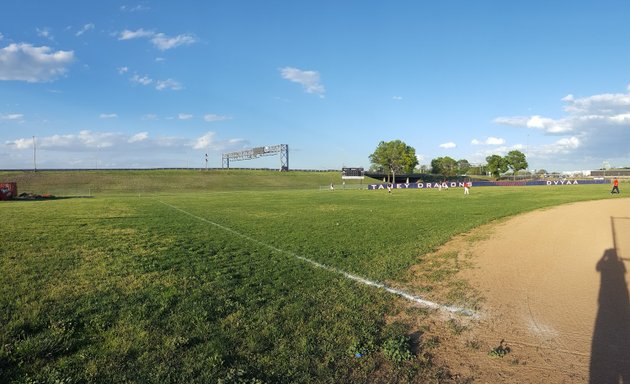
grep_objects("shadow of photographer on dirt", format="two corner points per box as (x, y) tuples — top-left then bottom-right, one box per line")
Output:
(589, 248), (630, 384)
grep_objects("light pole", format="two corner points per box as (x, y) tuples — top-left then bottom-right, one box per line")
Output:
(33, 136), (37, 171)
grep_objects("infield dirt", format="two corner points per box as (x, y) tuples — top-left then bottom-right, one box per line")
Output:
(427, 197), (630, 383)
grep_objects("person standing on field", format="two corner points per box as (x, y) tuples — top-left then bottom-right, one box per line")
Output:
(611, 178), (620, 194)
(464, 181), (471, 195)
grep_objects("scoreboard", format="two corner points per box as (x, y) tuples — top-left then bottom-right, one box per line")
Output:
(341, 167), (364, 179)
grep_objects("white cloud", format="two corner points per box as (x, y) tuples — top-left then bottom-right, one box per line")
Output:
(7, 130), (118, 150)
(439, 142), (456, 149)
(130, 74), (153, 85)
(493, 116), (528, 127)
(119, 28), (154, 40)
(117, 66), (129, 74)
(494, 115), (571, 133)
(0, 33), (4, 40)
(36, 28), (54, 41)
(204, 114), (231, 122)
(193, 132), (216, 149)
(155, 79), (182, 91)
(471, 137), (505, 145)
(118, 29), (196, 50)
(392, 96), (403, 100)
(143, 114), (158, 120)
(7, 130), (163, 151)
(128, 132), (149, 143)
(495, 85), (630, 167)
(4, 130), (249, 168)
(487, 137), (506, 145)
(562, 92), (630, 115)
(526, 115), (547, 129)
(76, 23), (95, 37)
(1, 113), (24, 120)
(99, 113), (118, 119)
(556, 136), (580, 149)
(529, 137), (581, 159)
(151, 33), (196, 50)
(120, 5), (150, 12)
(7, 137), (32, 149)
(178, 113), (193, 120)
(0, 43), (74, 82)
(609, 113), (630, 123)
(280, 67), (325, 97)
(192, 132), (247, 151)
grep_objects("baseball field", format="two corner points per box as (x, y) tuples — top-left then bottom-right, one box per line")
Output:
(0, 170), (626, 383)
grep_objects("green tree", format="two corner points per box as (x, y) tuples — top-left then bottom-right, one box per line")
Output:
(369, 140), (418, 183)
(467, 164), (485, 176)
(457, 159), (471, 175)
(485, 154), (508, 179)
(431, 156), (458, 177)
(505, 150), (528, 179)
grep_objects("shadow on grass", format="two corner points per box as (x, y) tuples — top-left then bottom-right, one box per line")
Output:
(8, 195), (94, 202)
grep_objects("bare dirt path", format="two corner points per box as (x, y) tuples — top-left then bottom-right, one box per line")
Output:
(434, 198), (630, 383)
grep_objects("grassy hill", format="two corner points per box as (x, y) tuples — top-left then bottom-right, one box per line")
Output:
(0, 169), (378, 195)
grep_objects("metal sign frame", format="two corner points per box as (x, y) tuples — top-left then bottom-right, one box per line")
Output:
(222, 144), (289, 171)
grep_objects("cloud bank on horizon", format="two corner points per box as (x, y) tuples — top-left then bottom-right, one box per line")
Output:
(492, 89), (630, 169)
(1, 2), (630, 171)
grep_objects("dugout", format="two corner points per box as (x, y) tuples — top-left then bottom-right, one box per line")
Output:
(0, 182), (17, 200)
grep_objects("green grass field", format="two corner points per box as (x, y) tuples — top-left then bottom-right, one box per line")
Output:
(0, 170), (617, 383)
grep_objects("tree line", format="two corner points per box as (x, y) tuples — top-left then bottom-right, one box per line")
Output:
(369, 139), (528, 180)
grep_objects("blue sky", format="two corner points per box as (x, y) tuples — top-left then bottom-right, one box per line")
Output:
(2, 1), (630, 171)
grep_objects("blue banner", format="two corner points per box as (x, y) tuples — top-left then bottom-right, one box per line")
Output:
(367, 179), (607, 190)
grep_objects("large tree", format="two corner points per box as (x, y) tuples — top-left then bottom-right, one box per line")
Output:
(457, 159), (471, 175)
(485, 154), (508, 179)
(369, 140), (418, 183)
(505, 150), (528, 179)
(431, 156), (458, 178)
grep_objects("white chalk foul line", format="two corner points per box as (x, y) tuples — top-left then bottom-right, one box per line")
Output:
(156, 198), (475, 317)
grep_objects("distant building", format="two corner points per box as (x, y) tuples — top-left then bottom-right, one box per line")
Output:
(590, 169), (630, 177)
(561, 170), (592, 177)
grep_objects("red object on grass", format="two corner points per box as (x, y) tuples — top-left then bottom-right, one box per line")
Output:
(0, 182), (17, 200)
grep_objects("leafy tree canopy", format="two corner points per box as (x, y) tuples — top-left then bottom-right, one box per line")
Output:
(457, 159), (471, 175)
(505, 150), (528, 175)
(369, 140), (418, 181)
(430, 156), (458, 177)
(485, 154), (508, 179)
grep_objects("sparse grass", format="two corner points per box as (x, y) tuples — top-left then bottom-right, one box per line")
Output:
(424, 336), (441, 350)
(488, 340), (512, 358)
(447, 319), (468, 335)
(465, 339), (482, 350)
(0, 170), (617, 382)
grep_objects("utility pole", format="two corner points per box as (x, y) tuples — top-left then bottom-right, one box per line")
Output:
(33, 136), (37, 171)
